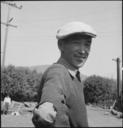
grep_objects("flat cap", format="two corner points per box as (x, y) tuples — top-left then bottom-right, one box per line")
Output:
(56, 21), (97, 40)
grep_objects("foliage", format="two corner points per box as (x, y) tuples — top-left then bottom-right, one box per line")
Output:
(1, 65), (120, 108)
(83, 75), (117, 108)
(1, 65), (42, 101)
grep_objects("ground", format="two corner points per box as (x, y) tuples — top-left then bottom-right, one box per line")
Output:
(87, 105), (122, 127)
(1, 102), (122, 127)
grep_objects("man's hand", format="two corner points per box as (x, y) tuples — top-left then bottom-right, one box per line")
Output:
(32, 102), (57, 127)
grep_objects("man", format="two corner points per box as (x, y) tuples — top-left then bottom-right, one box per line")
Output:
(32, 21), (97, 127)
(3, 95), (11, 114)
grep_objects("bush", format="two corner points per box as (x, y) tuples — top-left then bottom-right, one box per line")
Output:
(83, 75), (117, 108)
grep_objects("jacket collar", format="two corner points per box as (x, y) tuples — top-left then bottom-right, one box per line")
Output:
(57, 57), (79, 78)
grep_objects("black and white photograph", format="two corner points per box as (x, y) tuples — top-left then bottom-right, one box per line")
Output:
(1, 1), (122, 127)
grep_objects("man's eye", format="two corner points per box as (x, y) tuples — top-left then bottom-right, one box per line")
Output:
(72, 41), (78, 43)
(71, 41), (79, 45)
(85, 43), (91, 47)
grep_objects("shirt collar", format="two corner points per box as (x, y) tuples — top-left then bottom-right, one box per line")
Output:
(68, 69), (78, 78)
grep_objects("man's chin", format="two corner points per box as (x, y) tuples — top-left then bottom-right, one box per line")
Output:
(75, 62), (85, 69)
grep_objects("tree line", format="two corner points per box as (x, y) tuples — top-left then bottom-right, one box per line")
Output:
(1, 65), (121, 108)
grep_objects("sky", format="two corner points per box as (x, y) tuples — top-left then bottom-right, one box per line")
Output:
(1, 1), (122, 79)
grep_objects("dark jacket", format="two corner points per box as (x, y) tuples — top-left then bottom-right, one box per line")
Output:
(37, 62), (88, 127)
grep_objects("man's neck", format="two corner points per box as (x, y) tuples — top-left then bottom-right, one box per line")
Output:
(57, 57), (81, 81)
(57, 57), (78, 72)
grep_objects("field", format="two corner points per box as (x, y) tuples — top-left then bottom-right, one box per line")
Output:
(1, 101), (122, 127)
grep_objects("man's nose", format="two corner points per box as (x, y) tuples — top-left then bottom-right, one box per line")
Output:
(78, 50), (89, 58)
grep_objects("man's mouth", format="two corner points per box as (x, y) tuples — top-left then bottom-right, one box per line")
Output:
(74, 55), (87, 59)
(74, 56), (84, 62)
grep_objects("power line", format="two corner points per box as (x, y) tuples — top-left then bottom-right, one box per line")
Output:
(1, 1), (23, 9)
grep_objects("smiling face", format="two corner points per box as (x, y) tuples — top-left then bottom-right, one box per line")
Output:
(58, 34), (92, 70)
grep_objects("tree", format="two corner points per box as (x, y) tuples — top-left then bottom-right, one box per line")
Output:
(1, 65), (42, 101)
(83, 75), (117, 107)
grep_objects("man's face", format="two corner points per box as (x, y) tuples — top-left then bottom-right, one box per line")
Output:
(61, 36), (92, 69)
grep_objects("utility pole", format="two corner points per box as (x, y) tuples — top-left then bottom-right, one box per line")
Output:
(112, 57), (121, 99)
(1, 1), (22, 69)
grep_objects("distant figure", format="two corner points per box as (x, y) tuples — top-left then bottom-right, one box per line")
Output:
(3, 95), (11, 114)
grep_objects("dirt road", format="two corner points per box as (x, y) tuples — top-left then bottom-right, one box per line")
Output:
(1, 105), (122, 127)
(87, 105), (122, 127)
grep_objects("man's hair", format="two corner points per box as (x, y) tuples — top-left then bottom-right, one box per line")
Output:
(57, 33), (92, 52)
(58, 33), (92, 43)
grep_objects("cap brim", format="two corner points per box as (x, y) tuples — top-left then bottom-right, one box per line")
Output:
(56, 32), (96, 40)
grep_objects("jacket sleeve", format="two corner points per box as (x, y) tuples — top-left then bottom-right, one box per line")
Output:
(36, 66), (70, 126)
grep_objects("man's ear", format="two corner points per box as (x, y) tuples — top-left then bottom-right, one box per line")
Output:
(58, 40), (64, 52)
